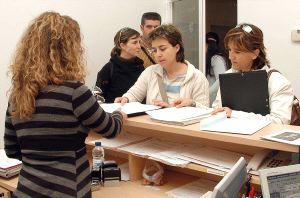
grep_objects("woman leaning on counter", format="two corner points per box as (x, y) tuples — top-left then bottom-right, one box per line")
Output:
(4, 11), (126, 198)
(115, 24), (209, 108)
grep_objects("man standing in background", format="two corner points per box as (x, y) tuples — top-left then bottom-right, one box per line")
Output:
(138, 12), (161, 68)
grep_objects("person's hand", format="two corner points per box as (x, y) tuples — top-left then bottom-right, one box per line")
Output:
(152, 99), (170, 108)
(114, 97), (129, 105)
(212, 107), (232, 118)
(115, 107), (128, 122)
(172, 98), (193, 108)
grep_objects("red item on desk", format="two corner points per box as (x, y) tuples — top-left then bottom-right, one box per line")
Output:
(248, 186), (255, 198)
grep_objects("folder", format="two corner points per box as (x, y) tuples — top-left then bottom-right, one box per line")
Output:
(219, 70), (270, 116)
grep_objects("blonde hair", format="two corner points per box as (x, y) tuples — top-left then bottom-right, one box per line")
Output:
(9, 11), (86, 119)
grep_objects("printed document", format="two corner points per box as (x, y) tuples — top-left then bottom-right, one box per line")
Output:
(261, 130), (300, 145)
(119, 139), (179, 157)
(200, 112), (270, 135)
(100, 102), (160, 115)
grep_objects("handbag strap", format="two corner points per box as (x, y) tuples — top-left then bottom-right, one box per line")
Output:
(267, 69), (299, 104)
(157, 75), (169, 103)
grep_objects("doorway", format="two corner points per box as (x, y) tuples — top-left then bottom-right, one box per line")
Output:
(206, 0), (237, 55)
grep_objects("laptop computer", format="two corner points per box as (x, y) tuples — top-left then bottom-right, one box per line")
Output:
(259, 164), (300, 198)
(219, 70), (270, 116)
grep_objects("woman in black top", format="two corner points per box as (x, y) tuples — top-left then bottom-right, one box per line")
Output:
(95, 27), (144, 103)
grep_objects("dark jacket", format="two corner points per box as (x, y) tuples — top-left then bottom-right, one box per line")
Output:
(96, 55), (144, 103)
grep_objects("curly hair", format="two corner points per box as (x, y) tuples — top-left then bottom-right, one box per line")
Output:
(9, 11), (86, 120)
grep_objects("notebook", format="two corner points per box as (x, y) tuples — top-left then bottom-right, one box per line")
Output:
(219, 70), (270, 116)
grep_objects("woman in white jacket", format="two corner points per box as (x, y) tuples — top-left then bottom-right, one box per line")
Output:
(115, 24), (209, 108)
(212, 23), (294, 124)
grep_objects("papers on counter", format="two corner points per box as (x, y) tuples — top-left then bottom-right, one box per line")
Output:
(100, 102), (160, 117)
(200, 112), (271, 135)
(0, 149), (22, 178)
(261, 130), (300, 145)
(146, 107), (213, 126)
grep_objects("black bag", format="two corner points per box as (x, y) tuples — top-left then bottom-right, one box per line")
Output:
(267, 69), (300, 126)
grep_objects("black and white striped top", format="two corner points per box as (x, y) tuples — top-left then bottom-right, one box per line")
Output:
(4, 81), (123, 198)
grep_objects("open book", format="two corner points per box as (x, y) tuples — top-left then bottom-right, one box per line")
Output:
(146, 107), (213, 126)
(261, 130), (300, 145)
(100, 102), (161, 117)
(199, 112), (271, 135)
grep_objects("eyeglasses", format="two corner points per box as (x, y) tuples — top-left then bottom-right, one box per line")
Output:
(236, 24), (253, 34)
(118, 27), (130, 45)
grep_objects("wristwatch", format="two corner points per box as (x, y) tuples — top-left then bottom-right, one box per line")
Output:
(191, 101), (196, 107)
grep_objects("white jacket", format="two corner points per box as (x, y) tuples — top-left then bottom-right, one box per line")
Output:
(212, 66), (294, 124)
(123, 62), (209, 107)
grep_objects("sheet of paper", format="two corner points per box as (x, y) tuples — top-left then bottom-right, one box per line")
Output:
(119, 139), (180, 157)
(149, 150), (190, 167)
(179, 146), (251, 170)
(261, 130), (300, 145)
(200, 112), (270, 135)
(166, 178), (216, 198)
(146, 107), (212, 122)
(100, 102), (160, 114)
(89, 132), (151, 148)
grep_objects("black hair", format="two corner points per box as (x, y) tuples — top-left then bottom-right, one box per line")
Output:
(141, 12), (161, 25)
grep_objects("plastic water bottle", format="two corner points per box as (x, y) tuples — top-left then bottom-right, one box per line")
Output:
(92, 141), (105, 171)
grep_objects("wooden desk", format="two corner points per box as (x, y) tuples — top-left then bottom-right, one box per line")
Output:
(1, 115), (300, 197)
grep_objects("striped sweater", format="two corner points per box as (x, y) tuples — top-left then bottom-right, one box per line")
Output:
(4, 81), (123, 198)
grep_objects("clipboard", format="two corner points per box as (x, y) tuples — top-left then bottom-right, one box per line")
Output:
(219, 70), (270, 116)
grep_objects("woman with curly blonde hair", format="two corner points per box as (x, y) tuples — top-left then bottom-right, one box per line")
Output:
(5, 11), (126, 198)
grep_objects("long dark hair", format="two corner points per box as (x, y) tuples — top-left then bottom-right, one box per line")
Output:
(206, 32), (227, 76)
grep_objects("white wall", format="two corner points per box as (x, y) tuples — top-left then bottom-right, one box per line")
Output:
(0, 0), (167, 148)
(238, 0), (300, 97)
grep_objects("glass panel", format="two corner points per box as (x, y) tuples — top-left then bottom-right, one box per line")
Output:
(172, 0), (200, 69)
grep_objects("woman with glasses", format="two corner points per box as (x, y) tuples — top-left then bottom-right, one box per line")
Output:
(4, 11), (126, 197)
(212, 23), (294, 124)
(115, 24), (209, 108)
(206, 32), (228, 107)
(95, 27), (144, 103)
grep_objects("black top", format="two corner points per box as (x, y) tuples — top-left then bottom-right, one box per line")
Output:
(96, 55), (144, 103)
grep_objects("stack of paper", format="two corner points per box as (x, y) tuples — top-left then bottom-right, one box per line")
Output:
(100, 102), (161, 117)
(200, 112), (271, 135)
(0, 149), (22, 178)
(146, 107), (213, 126)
